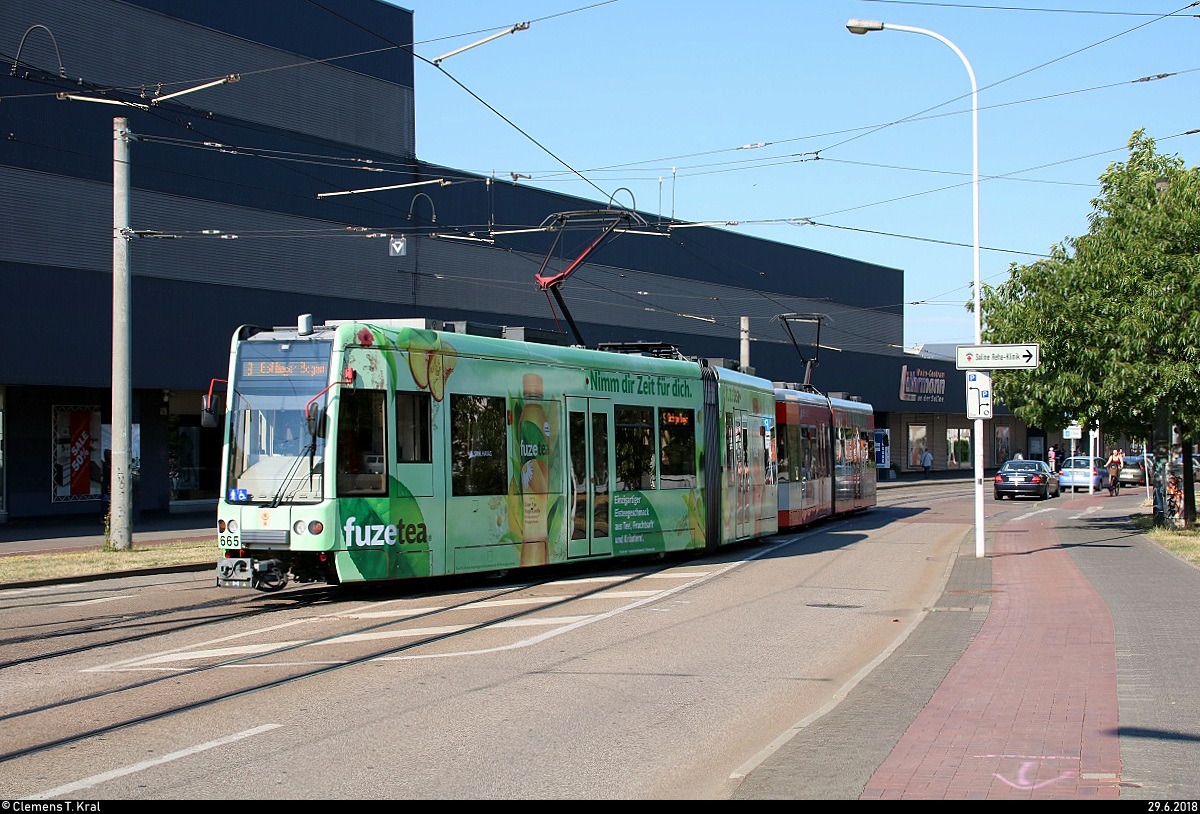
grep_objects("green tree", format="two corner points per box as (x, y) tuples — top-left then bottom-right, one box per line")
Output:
(980, 130), (1200, 525)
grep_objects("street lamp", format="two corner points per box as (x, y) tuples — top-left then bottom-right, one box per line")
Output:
(846, 19), (986, 558)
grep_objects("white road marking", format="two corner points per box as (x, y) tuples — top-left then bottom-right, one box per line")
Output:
(89, 546), (782, 671)
(27, 724), (283, 799)
(1012, 507), (1056, 522)
(121, 641), (309, 666)
(0, 586), (55, 596)
(329, 606), (446, 619)
(376, 544), (787, 662)
(56, 595), (133, 607)
(86, 618), (316, 672)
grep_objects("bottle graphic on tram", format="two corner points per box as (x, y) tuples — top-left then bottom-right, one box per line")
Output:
(519, 372), (551, 566)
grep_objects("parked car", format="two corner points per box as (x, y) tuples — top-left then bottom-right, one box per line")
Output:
(1118, 454), (1151, 487)
(1059, 456), (1110, 492)
(994, 459), (1060, 500)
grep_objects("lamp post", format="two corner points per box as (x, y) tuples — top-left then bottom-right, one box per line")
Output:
(846, 19), (986, 558)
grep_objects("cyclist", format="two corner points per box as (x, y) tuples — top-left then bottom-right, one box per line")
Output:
(1104, 448), (1124, 496)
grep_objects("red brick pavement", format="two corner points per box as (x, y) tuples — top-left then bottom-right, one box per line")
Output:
(861, 502), (1122, 799)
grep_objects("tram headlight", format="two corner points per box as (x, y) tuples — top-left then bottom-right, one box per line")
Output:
(308, 520), (324, 535)
(227, 519), (239, 534)
(218, 519), (225, 533)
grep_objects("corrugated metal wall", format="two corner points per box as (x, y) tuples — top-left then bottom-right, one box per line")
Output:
(2, 0), (415, 157)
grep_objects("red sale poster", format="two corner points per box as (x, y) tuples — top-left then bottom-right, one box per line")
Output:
(69, 410), (93, 496)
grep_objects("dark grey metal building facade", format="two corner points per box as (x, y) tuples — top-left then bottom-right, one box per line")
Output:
(0, 0), (1016, 522)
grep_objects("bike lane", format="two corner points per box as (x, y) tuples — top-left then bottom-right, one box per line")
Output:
(860, 496), (1121, 799)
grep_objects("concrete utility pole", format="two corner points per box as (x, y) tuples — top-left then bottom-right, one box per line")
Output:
(110, 117), (132, 550)
(741, 317), (750, 370)
(60, 90), (235, 548)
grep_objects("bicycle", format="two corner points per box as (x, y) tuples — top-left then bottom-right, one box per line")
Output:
(1107, 464), (1121, 496)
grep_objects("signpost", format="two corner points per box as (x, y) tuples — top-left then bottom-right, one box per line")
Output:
(966, 371), (992, 420)
(955, 343), (1040, 560)
(956, 343), (1039, 370)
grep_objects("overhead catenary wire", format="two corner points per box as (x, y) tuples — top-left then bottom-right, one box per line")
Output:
(2, 1), (1195, 347)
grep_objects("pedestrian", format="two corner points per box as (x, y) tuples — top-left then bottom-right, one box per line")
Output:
(1048, 445), (1057, 472)
(920, 447), (933, 479)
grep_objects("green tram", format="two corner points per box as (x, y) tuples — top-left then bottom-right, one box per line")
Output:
(207, 316), (870, 592)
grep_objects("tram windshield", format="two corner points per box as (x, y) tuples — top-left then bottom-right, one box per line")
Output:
(225, 339), (332, 504)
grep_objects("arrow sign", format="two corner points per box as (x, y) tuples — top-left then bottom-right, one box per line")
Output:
(956, 343), (1040, 370)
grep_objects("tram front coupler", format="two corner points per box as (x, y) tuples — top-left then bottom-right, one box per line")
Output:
(251, 558), (288, 592)
(217, 556), (289, 591)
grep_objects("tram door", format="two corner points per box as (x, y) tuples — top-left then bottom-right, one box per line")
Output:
(733, 409), (753, 539)
(566, 397), (613, 559)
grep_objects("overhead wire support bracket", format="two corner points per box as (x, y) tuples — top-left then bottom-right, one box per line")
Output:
(150, 73), (239, 104)
(432, 22), (530, 66)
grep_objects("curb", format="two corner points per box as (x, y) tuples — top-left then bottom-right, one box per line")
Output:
(1, 561), (214, 591)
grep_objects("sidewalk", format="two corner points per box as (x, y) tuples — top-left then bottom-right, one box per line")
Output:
(0, 511), (215, 557)
(733, 486), (1200, 799)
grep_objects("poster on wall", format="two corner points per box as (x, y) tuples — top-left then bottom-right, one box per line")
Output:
(874, 429), (891, 468)
(101, 424), (141, 477)
(52, 405), (101, 502)
(995, 425), (1012, 465)
(1029, 436), (1044, 460)
(907, 424), (928, 468)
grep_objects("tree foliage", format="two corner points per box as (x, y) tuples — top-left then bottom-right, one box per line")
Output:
(980, 130), (1200, 524)
(982, 130), (1200, 436)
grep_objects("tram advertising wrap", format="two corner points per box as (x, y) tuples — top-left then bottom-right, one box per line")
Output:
(207, 317), (876, 592)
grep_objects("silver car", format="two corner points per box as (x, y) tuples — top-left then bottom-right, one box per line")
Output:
(1059, 456), (1110, 492)
(1118, 455), (1150, 487)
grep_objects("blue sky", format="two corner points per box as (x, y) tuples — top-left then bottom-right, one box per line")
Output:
(389, 0), (1199, 351)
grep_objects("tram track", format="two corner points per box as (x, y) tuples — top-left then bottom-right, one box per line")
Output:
(0, 484), (962, 674)
(0, 558), (696, 765)
(2, 483), (972, 781)
(0, 581), (341, 670)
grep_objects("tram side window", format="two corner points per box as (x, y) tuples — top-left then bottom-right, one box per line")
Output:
(450, 394), (506, 496)
(396, 392), (432, 463)
(592, 412), (610, 537)
(615, 405), (655, 491)
(819, 426), (832, 479)
(338, 389), (387, 496)
(725, 412), (734, 478)
(802, 424), (822, 480)
(861, 431), (874, 469)
(658, 407), (696, 489)
(783, 422), (801, 483)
